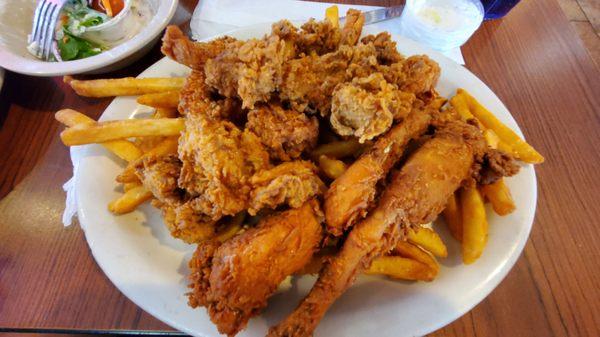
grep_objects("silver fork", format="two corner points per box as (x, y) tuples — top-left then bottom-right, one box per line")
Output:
(29, 0), (67, 60)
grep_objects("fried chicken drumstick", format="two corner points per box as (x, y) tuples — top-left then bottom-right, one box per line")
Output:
(324, 107), (432, 236)
(268, 121), (484, 337)
(189, 200), (324, 337)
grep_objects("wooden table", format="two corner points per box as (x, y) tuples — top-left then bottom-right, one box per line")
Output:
(1, 0), (599, 336)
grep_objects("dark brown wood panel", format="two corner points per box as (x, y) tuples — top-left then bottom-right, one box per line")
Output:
(0, 0), (598, 336)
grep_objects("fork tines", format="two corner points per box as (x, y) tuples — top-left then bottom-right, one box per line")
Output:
(29, 0), (65, 60)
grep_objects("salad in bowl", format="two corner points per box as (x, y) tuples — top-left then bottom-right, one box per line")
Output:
(28, 0), (154, 61)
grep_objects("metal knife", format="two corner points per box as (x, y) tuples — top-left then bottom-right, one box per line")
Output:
(340, 6), (405, 25)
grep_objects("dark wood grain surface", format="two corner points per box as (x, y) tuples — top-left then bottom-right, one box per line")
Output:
(1, 0), (599, 336)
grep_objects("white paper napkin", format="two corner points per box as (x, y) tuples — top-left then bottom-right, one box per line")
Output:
(62, 0), (465, 226)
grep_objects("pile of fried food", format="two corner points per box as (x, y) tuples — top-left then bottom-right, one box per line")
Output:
(56, 7), (544, 337)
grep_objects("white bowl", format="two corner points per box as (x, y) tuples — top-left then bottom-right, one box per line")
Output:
(0, 0), (178, 76)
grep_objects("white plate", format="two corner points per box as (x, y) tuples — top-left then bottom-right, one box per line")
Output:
(74, 24), (537, 337)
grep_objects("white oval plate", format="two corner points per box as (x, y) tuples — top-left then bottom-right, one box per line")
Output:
(74, 24), (537, 337)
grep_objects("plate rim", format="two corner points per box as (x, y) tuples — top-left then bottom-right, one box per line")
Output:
(74, 22), (538, 337)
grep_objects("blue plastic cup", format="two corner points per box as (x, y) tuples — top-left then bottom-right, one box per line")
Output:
(481, 0), (521, 19)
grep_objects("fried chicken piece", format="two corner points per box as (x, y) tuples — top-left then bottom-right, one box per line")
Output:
(201, 11), (364, 111)
(134, 154), (218, 243)
(268, 122), (480, 337)
(474, 148), (521, 185)
(279, 46), (354, 114)
(154, 199), (218, 244)
(178, 113), (271, 220)
(246, 104), (319, 161)
(360, 32), (404, 65)
(295, 18), (341, 55)
(179, 70), (246, 124)
(134, 154), (182, 202)
(249, 161), (325, 215)
(188, 200), (324, 336)
(205, 33), (295, 109)
(325, 108), (433, 236)
(330, 73), (416, 142)
(398, 55), (441, 95)
(273, 9), (363, 56)
(162, 25), (236, 70)
(340, 9), (365, 46)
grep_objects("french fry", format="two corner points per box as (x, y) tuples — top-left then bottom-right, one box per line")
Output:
(69, 77), (186, 97)
(310, 139), (364, 160)
(483, 129), (500, 149)
(137, 90), (180, 109)
(458, 88), (544, 163)
(394, 241), (439, 274)
(480, 178), (516, 216)
(460, 187), (488, 264)
(60, 118), (185, 146)
(318, 155), (347, 179)
(108, 186), (153, 214)
(497, 140), (515, 155)
(450, 93), (476, 122)
(116, 137), (179, 183)
(442, 193), (462, 242)
(325, 5), (339, 28)
(407, 227), (448, 258)
(134, 136), (167, 153)
(123, 182), (141, 192)
(153, 107), (178, 119)
(55, 109), (142, 162)
(216, 212), (246, 243)
(366, 256), (436, 281)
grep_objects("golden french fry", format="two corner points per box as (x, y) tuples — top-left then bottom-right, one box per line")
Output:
(450, 93), (476, 122)
(154, 107), (178, 119)
(458, 88), (544, 163)
(60, 118), (184, 146)
(460, 187), (488, 264)
(497, 140), (514, 155)
(55, 109), (143, 162)
(394, 241), (439, 274)
(134, 136), (167, 153)
(69, 77), (186, 97)
(366, 256), (436, 282)
(407, 227), (448, 258)
(108, 186), (153, 214)
(442, 193), (463, 242)
(137, 90), (181, 109)
(325, 5), (339, 28)
(483, 129), (499, 149)
(216, 212), (246, 243)
(480, 179), (516, 216)
(123, 182), (141, 192)
(310, 139), (364, 160)
(318, 155), (347, 179)
(116, 137), (179, 183)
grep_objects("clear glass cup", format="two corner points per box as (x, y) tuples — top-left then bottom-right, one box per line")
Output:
(399, 0), (484, 52)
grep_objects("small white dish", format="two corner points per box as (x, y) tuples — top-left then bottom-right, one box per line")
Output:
(0, 0), (178, 76)
(71, 23), (538, 337)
